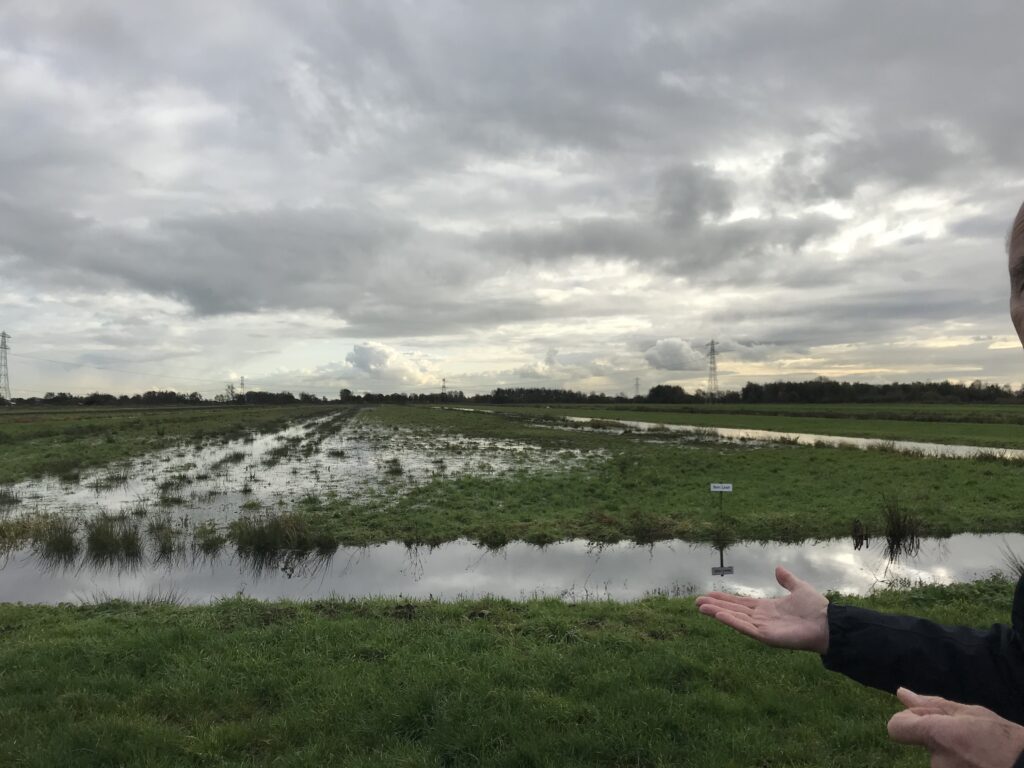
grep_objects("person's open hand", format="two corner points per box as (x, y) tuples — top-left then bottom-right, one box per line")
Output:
(888, 687), (1024, 767)
(695, 566), (829, 653)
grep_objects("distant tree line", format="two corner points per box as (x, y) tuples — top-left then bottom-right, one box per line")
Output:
(739, 377), (1020, 404)
(4, 378), (1024, 408)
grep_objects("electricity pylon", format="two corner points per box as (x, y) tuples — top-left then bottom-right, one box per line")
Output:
(706, 340), (719, 403)
(0, 331), (10, 403)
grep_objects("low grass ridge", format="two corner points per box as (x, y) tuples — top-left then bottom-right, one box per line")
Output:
(0, 578), (1010, 767)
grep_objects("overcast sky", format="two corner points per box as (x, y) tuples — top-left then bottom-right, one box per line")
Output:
(3, 1), (1024, 398)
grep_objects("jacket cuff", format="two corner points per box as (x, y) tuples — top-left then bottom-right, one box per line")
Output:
(820, 602), (847, 667)
(1014, 749), (1024, 768)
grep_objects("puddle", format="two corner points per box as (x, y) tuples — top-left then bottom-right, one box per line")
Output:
(0, 533), (1016, 604)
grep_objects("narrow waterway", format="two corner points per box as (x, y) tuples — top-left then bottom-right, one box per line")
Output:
(561, 415), (1024, 459)
(0, 533), (1015, 605)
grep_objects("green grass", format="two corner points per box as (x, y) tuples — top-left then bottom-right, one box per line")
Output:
(485, 403), (1024, 448)
(306, 406), (1024, 546)
(0, 578), (1010, 767)
(0, 404), (336, 484)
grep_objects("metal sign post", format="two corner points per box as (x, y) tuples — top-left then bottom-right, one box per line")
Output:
(710, 483), (734, 576)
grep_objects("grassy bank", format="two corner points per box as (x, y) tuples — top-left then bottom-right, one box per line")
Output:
(485, 404), (1024, 449)
(0, 405), (336, 484)
(2, 578), (1009, 767)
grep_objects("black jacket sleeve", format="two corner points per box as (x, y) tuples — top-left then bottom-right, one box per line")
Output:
(821, 576), (1024, 724)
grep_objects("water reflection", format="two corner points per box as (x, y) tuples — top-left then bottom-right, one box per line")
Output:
(0, 533), (1017, 605)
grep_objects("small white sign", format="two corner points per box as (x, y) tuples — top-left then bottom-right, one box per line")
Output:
(710, 483), (733, 492)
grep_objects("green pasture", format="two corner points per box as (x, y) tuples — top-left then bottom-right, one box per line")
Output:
(1, 578), (1009, 767)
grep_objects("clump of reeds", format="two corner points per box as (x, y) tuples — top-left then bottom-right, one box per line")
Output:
(384, 458), (403, 476)
(1003, 545), (1024, 580)
(0, 486), (21, 509)
(84, 513), (143, 569)
(229, 512), (339, 556)
(147, 514), (185, 561)
(157, 473), (192, 493)
(125, 498), (149, 517)
(193, 520), (227, 557)
(30, 514), (80, 568)
(880, 495), (922, 562)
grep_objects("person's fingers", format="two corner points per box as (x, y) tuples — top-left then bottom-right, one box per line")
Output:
(887, 710), (937, 747)
(697, 592), (759, 609)
(696, 597), (755, 616)
(706, 608), (764, 642)
(896, 688), (984, 717)
(775, 566), (805, 593)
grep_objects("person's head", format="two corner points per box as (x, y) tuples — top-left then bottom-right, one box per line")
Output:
(1010, 201), (1024, 348)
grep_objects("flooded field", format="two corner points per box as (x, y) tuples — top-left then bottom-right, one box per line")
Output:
(4, 405), (1023, 605)
(0, 410), (592, 526)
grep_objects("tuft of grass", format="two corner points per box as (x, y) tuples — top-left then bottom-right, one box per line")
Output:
(146, 514), (185, 561)
(1003, 544), (1024, 580)
(83, 513), (143, 569)
(125, 498), (149, 517)
(880, 495), (923, 562)
(212, 450), (248, 470)
(193, 520), (227, 557)
(0, 486), (21, 508)
(383, 457), (403, 476)
(29, 514), (80, 568)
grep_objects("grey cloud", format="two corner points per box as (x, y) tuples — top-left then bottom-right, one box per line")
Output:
(772, 127), (964, 203)
(4, 1), (1024, 394)
(644, 338), (706, 371)
(656, 164), (733, 231)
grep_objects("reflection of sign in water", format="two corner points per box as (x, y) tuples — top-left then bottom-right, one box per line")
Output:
(710, 483), (733, 492)
(711, 545), (734, 576)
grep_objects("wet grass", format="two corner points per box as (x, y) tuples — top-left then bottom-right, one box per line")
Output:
(193, 520), (227, 557)
(0, 577), (1011, 767)
(87, 467), (131, 491)
(0, 486), (20, 508)
(304, 406), (1024, 546)
(0, 404), (334, 484)
(229, 511), (338, 556)
(879, 495), (923, 562)
(29, 514), (80, 568)
(83, 513), (143, 569)
(211, 450), (248, 470)
(146, 515), (186, 561)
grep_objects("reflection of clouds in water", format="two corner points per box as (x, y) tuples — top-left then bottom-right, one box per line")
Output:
(1, 532), (1021, 605)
